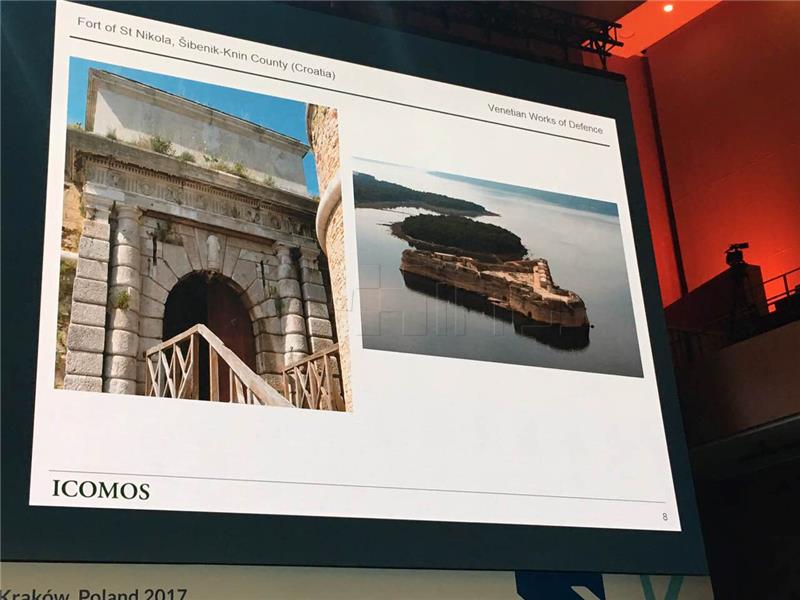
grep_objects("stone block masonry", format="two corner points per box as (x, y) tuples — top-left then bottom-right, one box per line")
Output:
(306, 105), (340, 194)
(275, 244), (308, 365)
(103, 204), (142, 395)
(322, 203), (353, 411)
(64, 195), (112, 392)
(307, 105), (352, 411)
(299, 248), (334, 360)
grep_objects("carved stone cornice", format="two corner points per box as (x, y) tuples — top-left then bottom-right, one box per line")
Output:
(77, 154), (319, 250)
(66, 129), (317, 215)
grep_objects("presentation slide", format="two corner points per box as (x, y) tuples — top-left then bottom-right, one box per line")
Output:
(30, 1), (680, 534)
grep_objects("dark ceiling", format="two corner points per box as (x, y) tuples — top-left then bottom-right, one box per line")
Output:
(544, 1), (644, 23)
(292, 2), (642, 68)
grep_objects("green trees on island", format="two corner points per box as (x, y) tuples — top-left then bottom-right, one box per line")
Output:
(399, 214), (526, 258)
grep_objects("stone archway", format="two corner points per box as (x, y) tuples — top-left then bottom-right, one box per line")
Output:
(163, 272), (256, 401)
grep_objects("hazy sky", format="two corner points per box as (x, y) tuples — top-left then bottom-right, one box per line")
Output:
(67, 57), (319, 195)
(352, 157), (618, 217)
(353, 158), (507, 206)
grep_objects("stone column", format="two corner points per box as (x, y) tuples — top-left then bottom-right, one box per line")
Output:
(299, 247), (334, 353)
(275, 244), (308, 368)
(307, 105), (352, 411)
(103, 204), (142, 395)
(64, 194), (114, 391)
(316, 184), (353, 411)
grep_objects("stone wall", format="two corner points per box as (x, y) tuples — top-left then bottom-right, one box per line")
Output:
(62, 151), (332, 400)
(307, 105), (340, 194)
(400, 250), (589, 328)
(307, 105), (353, 411)
(322, 203), (353, 411)
(134, 216), (332, 394)
(63, 194), (113, 391)
(62, 74), (339, 408)
(88, 69), (309, 196)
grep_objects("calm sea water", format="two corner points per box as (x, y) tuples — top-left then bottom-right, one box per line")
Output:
(355, 188), (644, 378)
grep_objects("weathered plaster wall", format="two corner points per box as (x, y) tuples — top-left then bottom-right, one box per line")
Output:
(88, 70), (310, 196)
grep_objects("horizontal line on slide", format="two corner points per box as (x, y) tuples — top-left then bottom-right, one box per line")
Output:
(69, 35), (612, 148)
(50, 468), (664, 504)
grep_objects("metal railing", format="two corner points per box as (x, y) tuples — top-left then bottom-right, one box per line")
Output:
(763, 266), (800, 309)
(668, 265), (799, 365)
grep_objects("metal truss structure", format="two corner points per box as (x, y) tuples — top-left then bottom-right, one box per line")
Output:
(296, 2), (624, 69)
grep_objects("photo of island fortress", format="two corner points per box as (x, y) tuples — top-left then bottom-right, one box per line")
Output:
(353, 158), (644, 378)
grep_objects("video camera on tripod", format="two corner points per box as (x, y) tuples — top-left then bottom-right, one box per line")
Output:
(725, 242), (749, 267)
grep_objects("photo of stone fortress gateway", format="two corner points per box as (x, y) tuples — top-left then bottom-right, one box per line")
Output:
(57, 65), (352, 411)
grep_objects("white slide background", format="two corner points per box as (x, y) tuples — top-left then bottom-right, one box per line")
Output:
(30, 1), (680, 532)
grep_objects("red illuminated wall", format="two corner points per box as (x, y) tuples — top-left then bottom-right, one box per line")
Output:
(606, 55), (684, 306)
(646, 1), (800, 299)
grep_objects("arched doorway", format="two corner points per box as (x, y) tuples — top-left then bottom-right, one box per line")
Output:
(163, 273), (257, 401)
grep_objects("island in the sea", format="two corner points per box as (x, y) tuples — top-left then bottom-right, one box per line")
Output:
(394, 215), (589, 329)
(353, 171), (590, 331)
(392, 214), (526, 262)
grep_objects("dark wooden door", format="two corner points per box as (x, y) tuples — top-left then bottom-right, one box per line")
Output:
(207, 279), (256, 402)
(163, 275), (257, 402)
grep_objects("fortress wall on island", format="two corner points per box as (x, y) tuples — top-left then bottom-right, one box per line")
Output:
(401, 250), (589, 328)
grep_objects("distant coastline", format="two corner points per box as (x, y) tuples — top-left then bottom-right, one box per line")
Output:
(353, 172), (497, 216)
(431, 171), (619, 217)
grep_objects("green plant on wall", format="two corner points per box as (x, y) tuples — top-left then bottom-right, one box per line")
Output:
(112, 289), (131, 310)
(217, 161), (249, 179)
(205, 155), (250, 180)
(149, 135), (174, 155)
(55, 258), (77, 388)
(231, 162), (249, 179)
(263, 175), (276, 187)
(178, 151), (195, 162)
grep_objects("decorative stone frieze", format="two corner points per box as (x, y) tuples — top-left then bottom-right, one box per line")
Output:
(80, 155), (317, 247)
